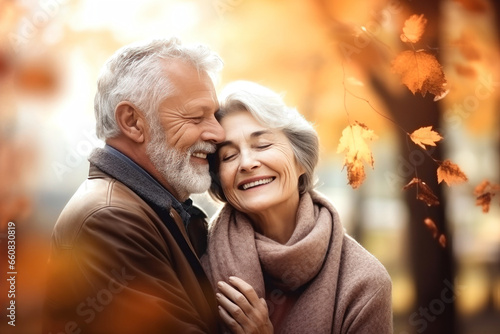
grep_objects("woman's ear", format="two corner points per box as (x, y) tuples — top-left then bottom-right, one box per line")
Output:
(114, 101), (145, 143)
(296, 160), (306, 177)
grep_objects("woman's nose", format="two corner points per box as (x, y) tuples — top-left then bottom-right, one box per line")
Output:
(239, 150), (260, 172)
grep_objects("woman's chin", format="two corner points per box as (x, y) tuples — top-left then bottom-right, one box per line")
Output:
(233, 199), (274, 215)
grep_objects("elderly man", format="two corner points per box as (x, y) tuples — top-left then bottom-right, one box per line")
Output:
(43, 38), (224, 334)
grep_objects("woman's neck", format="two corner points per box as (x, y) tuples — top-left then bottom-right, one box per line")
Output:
(246, 192), (300, 244)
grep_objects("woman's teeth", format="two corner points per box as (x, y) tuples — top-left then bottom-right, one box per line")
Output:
(242, 178), (274, 190)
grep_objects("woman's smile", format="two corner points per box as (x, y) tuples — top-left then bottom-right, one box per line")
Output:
(238, 177), (275, 190)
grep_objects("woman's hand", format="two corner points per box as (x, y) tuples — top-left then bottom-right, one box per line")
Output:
(216, 276), (273, 334)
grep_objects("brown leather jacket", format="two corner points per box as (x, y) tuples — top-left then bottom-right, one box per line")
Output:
(43, 165), (219, 334)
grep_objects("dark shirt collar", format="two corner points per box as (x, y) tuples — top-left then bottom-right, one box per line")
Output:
(102, 144), (192, 226)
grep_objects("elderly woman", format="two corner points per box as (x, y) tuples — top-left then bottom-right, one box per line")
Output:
(201, 81), (392, 334)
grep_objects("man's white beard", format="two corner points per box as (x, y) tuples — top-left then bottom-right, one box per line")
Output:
(146, 122), (214, 201)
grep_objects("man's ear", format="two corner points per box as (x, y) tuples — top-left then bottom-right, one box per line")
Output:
(114, 101), (146, 143)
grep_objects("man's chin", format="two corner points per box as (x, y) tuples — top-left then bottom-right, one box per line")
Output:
(189, 176), (212, 194)
(190, 161), (210, 171)
(171, 168), (211, 195)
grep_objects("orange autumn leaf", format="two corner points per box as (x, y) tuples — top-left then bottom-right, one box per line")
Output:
(391, 50), (448, 99)
(400, 14), (427, 43)
(337, 121), (378, 189)
(474, 179), (500, 194)
(474, 179), (491, 195)
(424, 218), (447, 248)
(424, 218), (439, 238)
(437, 160), (468, 186)
(438, 234), (447, 248)
(473, 179), (500, 213)
(403, 177), (440, 206)
(409, 126), (443, 150)
(345, 157), (366, 189)
(476, 193), (493, 213)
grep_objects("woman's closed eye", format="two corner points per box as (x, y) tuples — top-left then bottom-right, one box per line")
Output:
(220, 144), (272, 161)
(220, 151), (238, 162)
(256, 143), (272, 149)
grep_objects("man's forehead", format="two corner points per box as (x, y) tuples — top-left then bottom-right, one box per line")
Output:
(161, 58), (208, 82)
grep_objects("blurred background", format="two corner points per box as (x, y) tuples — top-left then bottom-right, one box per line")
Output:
(0, 0), (499, 333)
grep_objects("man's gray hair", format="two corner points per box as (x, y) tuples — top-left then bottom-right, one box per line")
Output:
(94, 37), (223, 140)
(209, 80), (319, 202)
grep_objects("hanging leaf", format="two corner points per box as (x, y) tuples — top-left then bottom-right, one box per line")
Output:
(345, 157), (366, 189)
(400, 14), (428, 43)
(409, 126), (443, 150)
(391, 50), (448, 98)
(474, 179), (490, 195)
(433, 88), (450, 102)
(424, 218), (439, 238)
(438, 234), (447, 248)
(424, 218), (447, 248)
(473, 179), (500, 213)
(476, 192), (493, 213)
(437, 160), (468, 186)
(403, 177), (440, 206)
(337, 121), (378, 189)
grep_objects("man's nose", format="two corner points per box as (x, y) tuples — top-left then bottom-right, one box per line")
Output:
(201, 115), (225, 144)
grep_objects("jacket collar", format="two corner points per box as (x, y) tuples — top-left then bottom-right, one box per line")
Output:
(88, 145), (192, 226)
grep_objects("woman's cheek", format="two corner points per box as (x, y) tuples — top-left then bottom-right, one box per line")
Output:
(219, 164), (237, 200)
(219, 164), (232, 188)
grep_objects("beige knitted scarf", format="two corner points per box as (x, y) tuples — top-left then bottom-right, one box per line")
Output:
(201, 191), (345, 334)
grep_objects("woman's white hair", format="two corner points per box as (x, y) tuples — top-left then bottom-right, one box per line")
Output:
(209, 80), (319, 202)
(94, 37), (223, 140)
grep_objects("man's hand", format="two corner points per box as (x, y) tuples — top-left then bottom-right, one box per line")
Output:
(216, 276), (273, 334)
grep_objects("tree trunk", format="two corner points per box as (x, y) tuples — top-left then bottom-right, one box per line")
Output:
(375, 1), (457, 333)
(371, 77), (457, 333)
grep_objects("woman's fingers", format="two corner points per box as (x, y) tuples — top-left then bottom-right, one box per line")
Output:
(217, 278), (261, 316)
(217, 277), (273, 333)
(227, 276), (261, 306)
(217, 303), (243, 334)
(217, 281), (253, 318)
(216, 287), (247, 319)
(216, 289), (256, 333)
(226, 277), (270, 323)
